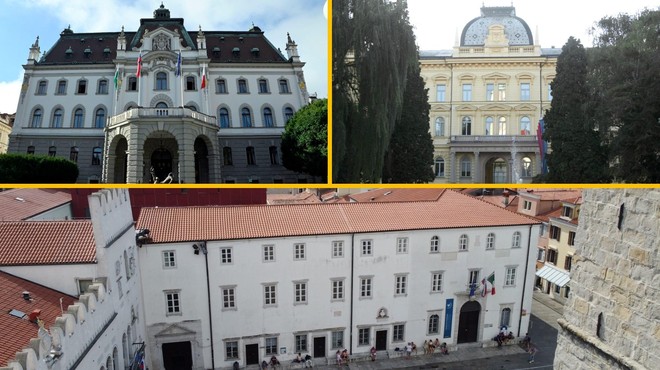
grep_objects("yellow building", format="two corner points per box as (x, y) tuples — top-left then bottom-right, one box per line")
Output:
(0, 113), (14, 154)
(420, 6), (559, 183)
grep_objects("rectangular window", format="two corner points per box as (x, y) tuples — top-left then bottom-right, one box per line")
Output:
(358, 328), (370, 346)
(269, 146), (278, 165)
(436, 84), (446, 102)
(537, 248), (546, 261)
(562, 206), (574, 219)
(461, 160), (471, 177)
(395, 275), (407, 295)
(258, 79), (269, 93)
(550, 225), (561, 241)
(360, 277), (372, 298)
(246, 147), (256, 165)
(264, 284), (277, 306)
(265, 337), (278, 355)
(396, 237), (408, 254)
(393, 324), (405, 342)
(279, 79), (290, 93)
(37, 81), (47, 95)
(505, 267), (517, 286)
(564, 255), (573, 271)
(216, 79), (227, 94)
(295, 334), (307, 352)
(486, 83), (494, 101)
(332, 241), (344, 258)
(523, 200), (532, 211)
(294, 243), (306, 260)
(162, 251), (176, 269)
(520, 83), (530, 101)
(226, 341), (239, 359)
(361, 239), (372, 256)
(331, 331), (344, 349)
(263, 244), (275, 262)
(223, 147), (233, 166)
(77, 80), (87, 94)
(497, 83), (506, 101)
(431, 272), (443, 292)
(77, 278), (94, 295)
(462, 83), (472, 101)
(294, 281), (307, 304)
(222, 287), (236, 309)
(57, 80), (67, 94)
(547, 249), (558, 264)
(165, 291), (181, 314)
(568, 231), (576, 246)
(238, 79), (248, 93)
(469, 270), (480, 285)
(220, 247), (232, 264)
(98, 80), (108, 94)
(331, 279), (344, 300)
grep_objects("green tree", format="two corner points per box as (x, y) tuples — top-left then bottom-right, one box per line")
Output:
(382, 62), (434, 183)
(281, 99), (328, 181)
(333, 0), (419, 182)
(542, 37), (609, 183)
(588, 9), (660, 182)
(0, 153), (79, 183)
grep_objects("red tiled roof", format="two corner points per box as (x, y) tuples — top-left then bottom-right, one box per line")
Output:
(0, 221), (96, 265)
(519, 189), (582, 201)
(0, 189), (71, 221)
(0, 271), (76, 366)
(137, 190), (540, 243)
(349, 188), (447, 203)
(267, 192), (321, 205)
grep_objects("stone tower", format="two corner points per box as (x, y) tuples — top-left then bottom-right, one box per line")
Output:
(554, 189), (660, 369)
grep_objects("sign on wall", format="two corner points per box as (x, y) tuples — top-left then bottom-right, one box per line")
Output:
(444, 298), (453, 338)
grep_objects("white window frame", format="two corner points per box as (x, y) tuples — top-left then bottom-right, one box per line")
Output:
(396, 237), (408, 254)
(331, 278), (345, 301)
(358, 328), (370, 346)
(162, 250), (176, 269)
(361, 239), (373, 256)
(428, 313), (441, 335)
(225, 341), (239, 360)
(431, 271), (444, 293)
(523, 200), (532, 211)
(469, 270), (480, 285)
(486, 233), (495, 250)
(165, 290), (181, 315)
(220, 247), (233, 264)
(394, 274), (408, 296)
(430, 236), (440, 253)
(294, 243), (306, 260)
(295, 334), (308, 353)
(263, 244), (275, 262)
(512, 232), (522, 248)
(459, 234), (469, 251)
(360, 276), (373, 299)
(331, 331), (344, 349)
(393, 323), (405, 342)
(263, 283), (277, 307)
(265, 337), (278, 355)
(332, 241), (344, 258)
(294, 280), (308, 304)
(504, 266), (517, 287)
(221, 286), (237, 310)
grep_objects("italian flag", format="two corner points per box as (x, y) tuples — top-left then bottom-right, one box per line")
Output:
(487, 272), (496, 295)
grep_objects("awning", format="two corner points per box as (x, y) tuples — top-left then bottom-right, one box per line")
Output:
(535, 264), (570, 287)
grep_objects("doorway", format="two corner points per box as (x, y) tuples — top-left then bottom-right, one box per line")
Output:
(457, 301), (481, 343)
(375, 330), (387, 351)
(313, 337), (326, 358)
(162, 341), (193, 370)
(151, 147), (172, 182)
(245, 343), (259, 365)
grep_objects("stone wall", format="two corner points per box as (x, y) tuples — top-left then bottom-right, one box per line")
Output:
(554, 189), (660, 370)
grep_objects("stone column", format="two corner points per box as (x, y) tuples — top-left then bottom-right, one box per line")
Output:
(473, 151), (480, 183)
(126, 129), (142, 183)
(450, 151), (456, 183)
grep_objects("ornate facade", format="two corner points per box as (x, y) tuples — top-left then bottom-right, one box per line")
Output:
(8, 4), (313, 184)
(420, 6), (560, 183)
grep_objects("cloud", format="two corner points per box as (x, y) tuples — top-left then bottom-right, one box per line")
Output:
(0, 71), (23, 114)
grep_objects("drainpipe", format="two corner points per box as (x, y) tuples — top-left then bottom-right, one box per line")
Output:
(195, 241), (215, 369)
(349, 233), (355, 354)
(518, 225), (533, 337)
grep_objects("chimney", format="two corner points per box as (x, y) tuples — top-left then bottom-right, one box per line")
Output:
(503, 190), (510, 206)
(22, 291), (32, 301)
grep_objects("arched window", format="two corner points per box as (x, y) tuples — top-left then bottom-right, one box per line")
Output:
(486, 233), (495, 250)
(31, 108), (43, 128)
(520, 116), (531, 135)
(459, 234), (468, 251)
(263, 107), (274, 127)
(498, 117), (507, 135)
(485, 116), (494, 135)
(97, 79), (109, 94)
(241, 107), (252, 127)
(37, 80), (47, 95)
(500, 307), (511, 327)
(512, 231), (521, 248)
(434, 157), (445, 177)
(460, 157), (471, 177)
(597, 312), (604, 339)
(95, 108), (106, 128)
(73, 108), (84, 128)
(435, 117), (445, 137)
(462, 116), (472, 135)
(521, 157), (532, 177)
(430, 236), (440, 253)
(155, 102), (168, 117)
(284, 107), (294, 123)
(428, 314), (440, 334)
(218, 108), (230, 128)
(52, 108), (63, 128)
(156, 72), (168, 90)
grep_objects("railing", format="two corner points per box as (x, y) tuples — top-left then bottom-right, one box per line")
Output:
(109, 107), (217, 126)
(450, 135), (538, 143)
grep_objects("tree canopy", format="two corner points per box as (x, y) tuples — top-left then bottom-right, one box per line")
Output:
(333, 0), (419, 183)
(0, 153), (79, 183)
(280, 98), (328, 181)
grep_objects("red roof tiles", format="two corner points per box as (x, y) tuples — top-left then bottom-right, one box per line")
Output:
(0, 189), (71, 221)
(0, 221), (96, 265)
(349, 188), (447, 203)
(0, 271), (76, 366)
(137, 190), (540, 243)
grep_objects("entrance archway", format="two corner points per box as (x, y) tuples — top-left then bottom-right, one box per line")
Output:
(162, 341), (192, 370)
(151, 148), (172, 182)
(485, 157), (508, 183)
(194, 137), (209, 183)
(457, 301), (481, 343)
(113, 138), (128, 183)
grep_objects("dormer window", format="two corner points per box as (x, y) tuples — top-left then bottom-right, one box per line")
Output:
(212, 47), (220, 57)
(103, 47), (111, 58)
(232, 47), (240, 58)
(65, 47), (73, 58)
(562, 205), (574, 219)
(251, 47), (259, 58)
(84, 47), (92, 58)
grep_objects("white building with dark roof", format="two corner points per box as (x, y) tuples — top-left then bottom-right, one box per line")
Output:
(8, 4), (315, 184)
(135, 190), (541, 369)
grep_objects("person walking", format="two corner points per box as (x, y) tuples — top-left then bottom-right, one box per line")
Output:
(528, 344), (538, 363)
(370, 346), (377, 361)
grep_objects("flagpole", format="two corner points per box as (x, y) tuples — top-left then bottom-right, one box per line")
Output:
(137, 50), (142, 108)
(113, 66), (118, 116)
(179, 50), (184, 108)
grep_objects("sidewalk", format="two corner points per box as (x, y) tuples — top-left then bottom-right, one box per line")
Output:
(530, 290), (564, 330)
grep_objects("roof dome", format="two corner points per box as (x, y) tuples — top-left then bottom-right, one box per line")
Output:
(461, 6), (533, 46)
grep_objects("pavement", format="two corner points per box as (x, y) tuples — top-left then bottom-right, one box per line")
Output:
(306, 290), (562, 370)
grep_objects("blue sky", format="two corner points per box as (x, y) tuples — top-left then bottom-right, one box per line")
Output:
(0, 0), (329, 113)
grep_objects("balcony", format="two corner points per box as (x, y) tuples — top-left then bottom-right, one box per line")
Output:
(455, 283), (483, 297)
(108, 107), (217, 127)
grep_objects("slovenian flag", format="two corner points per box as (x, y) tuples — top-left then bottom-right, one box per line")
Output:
(481, 278), (487, 297)
(136, 52), (143, 78)
(200, 66), (207, 89)
(175, 51), (181, 77)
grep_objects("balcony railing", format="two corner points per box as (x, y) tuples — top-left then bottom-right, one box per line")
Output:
(450, 135), (538, 143)
(109, 107), (217, 126)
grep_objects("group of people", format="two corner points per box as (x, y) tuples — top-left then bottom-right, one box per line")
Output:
(422, 338), (449, 355)
(291, 353), (314, 367)
(335, 349), (350, 366)
(494, 330), (515, 347)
